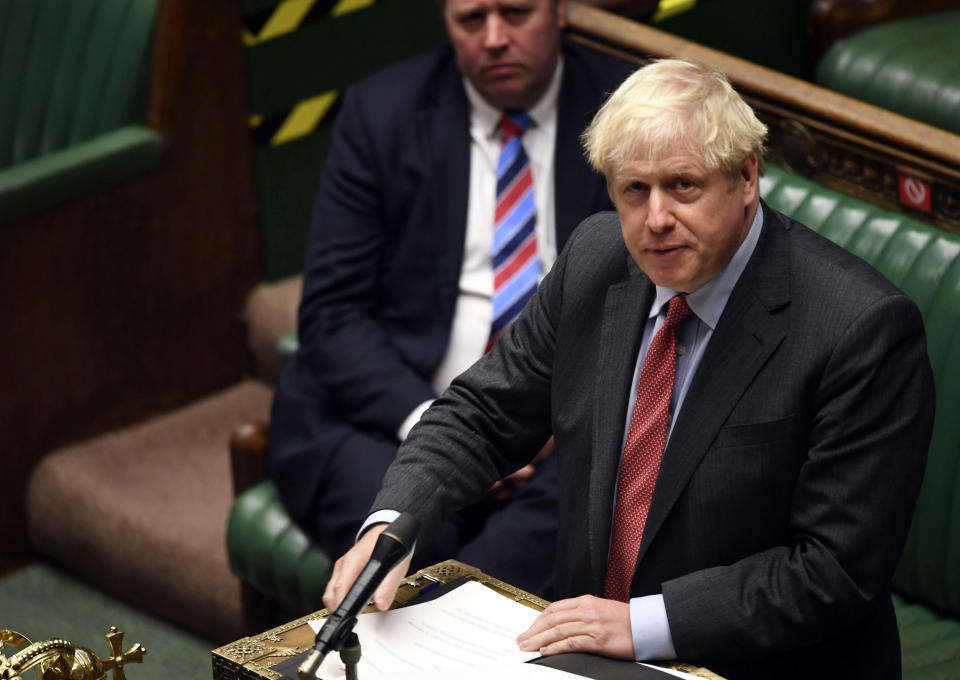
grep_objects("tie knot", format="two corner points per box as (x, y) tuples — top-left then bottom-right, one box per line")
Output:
(499, 111), (532, 140)
(664, 295), (693, 329)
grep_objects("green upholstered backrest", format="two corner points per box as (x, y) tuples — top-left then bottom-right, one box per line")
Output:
(0, 0), (157, 169)
(761, 165), (960, 619)
(815, 10), (960, 136)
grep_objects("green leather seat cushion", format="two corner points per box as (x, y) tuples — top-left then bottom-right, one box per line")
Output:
(0, 125), (163, 223)
(895, 593), (960, 679)
(815, 11), (960, 135)
(227, 479), (331, 612)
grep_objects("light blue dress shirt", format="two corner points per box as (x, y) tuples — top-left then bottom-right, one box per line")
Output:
(626, 203), (764, 660)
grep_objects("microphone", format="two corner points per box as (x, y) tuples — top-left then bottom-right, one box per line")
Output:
(297, 512), (420, 680)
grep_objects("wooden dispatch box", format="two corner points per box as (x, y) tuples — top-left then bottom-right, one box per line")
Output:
(212, 559), (723, 680)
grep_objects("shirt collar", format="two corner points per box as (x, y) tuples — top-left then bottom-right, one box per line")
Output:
(649, 202), (765, 329)
(463, 56), (564, 138)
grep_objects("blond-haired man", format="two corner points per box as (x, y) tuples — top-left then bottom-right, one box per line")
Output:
(326, 59), (933, 679)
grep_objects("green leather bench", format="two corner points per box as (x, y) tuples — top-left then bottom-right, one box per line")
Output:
(815, 10), (960, 136)
(228, 164), (960, 675)
(760, 167), (960, 679)
(0, 0), (164, 223)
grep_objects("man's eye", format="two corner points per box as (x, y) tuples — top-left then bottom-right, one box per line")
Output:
(457, 12), (484, 28)
(676, 178), (694, 190)
(502, 7), (532, 22)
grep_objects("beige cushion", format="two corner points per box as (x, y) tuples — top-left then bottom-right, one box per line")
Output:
(26, 380), (273, 642)
(243, 275), (302, 382)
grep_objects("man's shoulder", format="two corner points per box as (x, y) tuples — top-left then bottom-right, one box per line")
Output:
(561, 211), (632, 277)
(347, 43), (460, 110)
(766, 203), (906, 303)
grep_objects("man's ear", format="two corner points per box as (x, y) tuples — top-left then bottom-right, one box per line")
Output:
(555, 0), (568, 28)
(741, 153), (759, 207)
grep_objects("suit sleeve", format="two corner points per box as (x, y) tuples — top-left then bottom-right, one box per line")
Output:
(295, 86), (437, 436)
(662, 292), (934, 660)
(369, 222), (578, 542)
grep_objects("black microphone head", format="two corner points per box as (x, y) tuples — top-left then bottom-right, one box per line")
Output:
(381, 512), (419, 552)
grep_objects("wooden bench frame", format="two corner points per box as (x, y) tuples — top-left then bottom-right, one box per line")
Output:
(565, 1), (960, 233)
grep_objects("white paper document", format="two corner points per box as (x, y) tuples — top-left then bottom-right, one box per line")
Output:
(307, 579), (704, 680)
(309, 580), (543, 679)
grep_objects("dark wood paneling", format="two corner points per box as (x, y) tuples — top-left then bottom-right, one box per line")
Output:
(1, 0), (260, 563)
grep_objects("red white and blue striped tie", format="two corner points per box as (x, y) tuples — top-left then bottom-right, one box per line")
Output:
(489, 111), (538, 351)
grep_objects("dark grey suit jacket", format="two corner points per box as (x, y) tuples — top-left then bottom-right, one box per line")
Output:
(374, 203), (934, 679)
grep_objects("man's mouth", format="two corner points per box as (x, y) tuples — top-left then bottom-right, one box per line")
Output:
(649, 245), (685, 255)
(484, 63), (521, 78)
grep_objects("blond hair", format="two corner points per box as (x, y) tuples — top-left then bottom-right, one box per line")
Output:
(583, 58), (767, 180)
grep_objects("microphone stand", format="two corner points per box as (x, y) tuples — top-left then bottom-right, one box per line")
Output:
(297, 513), (419, 680)
(339, 632), (361, 680)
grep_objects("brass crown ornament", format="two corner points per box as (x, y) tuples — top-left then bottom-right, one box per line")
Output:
(0, 627), (145, 680)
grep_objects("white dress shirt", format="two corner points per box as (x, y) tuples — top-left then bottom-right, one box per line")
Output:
(397, 59), (564, 440)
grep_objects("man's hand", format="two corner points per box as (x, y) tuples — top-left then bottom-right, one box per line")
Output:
(322, 523), (412, 612)
(516, 595), (634, 659)
(487, 464), (536, 501)
(486, 436), (557, 501)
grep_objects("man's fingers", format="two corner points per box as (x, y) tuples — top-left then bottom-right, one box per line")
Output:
(517, 599), (583, 649)
(537, 633), (595, 656)
(372, 555), (412, 610)
(506, 464), (536, 486)
(532, 436), (556, 465)
(516, 595), (633, 659)
(486, 464), (537, 500)
(322, 524), (387, 611)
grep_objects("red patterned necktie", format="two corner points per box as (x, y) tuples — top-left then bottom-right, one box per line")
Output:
(488, 111), (538, 352)
(605, 294), (693, 602)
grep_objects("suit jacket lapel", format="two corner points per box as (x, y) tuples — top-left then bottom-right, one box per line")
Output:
(635, 207), (791, 566)
(588, 260), (655, 594)
(416, 64), (471, 326)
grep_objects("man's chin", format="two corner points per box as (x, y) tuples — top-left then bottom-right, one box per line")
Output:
(477, 79), (536, 111)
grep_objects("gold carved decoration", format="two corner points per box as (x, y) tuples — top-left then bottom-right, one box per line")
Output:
(766, 118), (823, 177)
(0, 628), (144, 680)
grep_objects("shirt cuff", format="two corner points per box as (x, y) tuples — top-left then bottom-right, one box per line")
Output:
(358, 510), (417, 558)
(630, 594), (677, 661)
(359, 510), (400, 541)
(397, 400), (433, 441)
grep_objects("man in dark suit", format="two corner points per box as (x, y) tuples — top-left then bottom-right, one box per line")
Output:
(268, 0), (632, 596)
(324, 59), (934, 678)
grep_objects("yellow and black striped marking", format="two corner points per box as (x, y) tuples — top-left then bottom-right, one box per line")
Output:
(249, 90), (342, 147)
(243, 0), (375, 46)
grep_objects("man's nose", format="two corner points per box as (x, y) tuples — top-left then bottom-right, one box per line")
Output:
(646, 189), (675, 232)
(483, 14), (509, 50)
